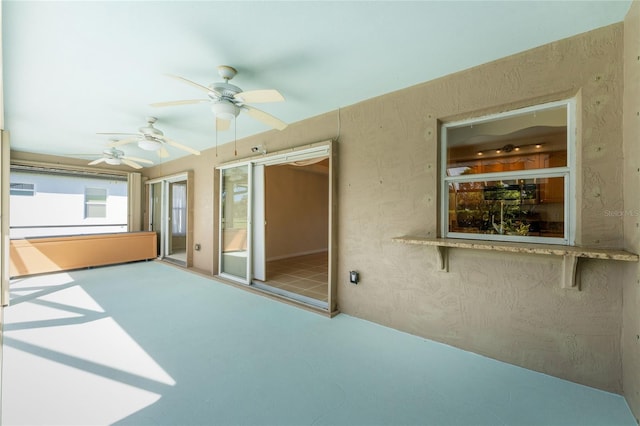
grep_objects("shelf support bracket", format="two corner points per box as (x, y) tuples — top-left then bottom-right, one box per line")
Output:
(562, 255), (580, 290)
(435, 246), (449, 272)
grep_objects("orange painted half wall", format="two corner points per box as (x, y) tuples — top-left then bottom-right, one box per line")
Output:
(9, 232), (157, 277)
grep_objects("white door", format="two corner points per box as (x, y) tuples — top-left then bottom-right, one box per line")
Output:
(252, 164), (266, 281)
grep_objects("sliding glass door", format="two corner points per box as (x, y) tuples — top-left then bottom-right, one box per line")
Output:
(219, 164), (251, 283)
(216, 143), (336, 312)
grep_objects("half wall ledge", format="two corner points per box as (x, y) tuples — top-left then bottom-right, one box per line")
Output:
(9, 232), (158, 278)
(392, 236), (639, 290)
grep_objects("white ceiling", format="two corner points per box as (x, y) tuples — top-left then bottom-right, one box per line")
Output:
(2, 0), (632, 167)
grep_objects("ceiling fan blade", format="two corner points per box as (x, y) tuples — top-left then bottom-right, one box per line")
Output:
(158, 146), (170, 158)
(88, 158), (106, 166)
(163, 137), (201, 156)
(216, 117), (231, 131)
(122, 155), (154, 164)
(167, 74), (220, 96)
(107, 137), (139, 147)
(121, 159), (143, 169)
(234, 89), (284, 104)
(243, 105), (288, 130)
(150, 99), (209, 108)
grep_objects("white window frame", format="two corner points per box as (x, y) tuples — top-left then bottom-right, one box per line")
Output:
(84, 187), (108, 219)
(440, 99), (576, 245)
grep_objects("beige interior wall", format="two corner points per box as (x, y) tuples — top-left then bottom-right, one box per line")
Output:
(265, 164), (328, 261)
(623, 0), (640, 420)
(127, 172), (143, 232)
(142, 23), (627, 393)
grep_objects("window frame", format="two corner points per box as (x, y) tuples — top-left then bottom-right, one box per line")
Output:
(440, 99), (576, 245)
(84, 186), (108, 219)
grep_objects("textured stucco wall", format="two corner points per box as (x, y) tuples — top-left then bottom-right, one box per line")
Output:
(142, 23), (625, 392)
(336, 23), (624, 393)
(623, 0), (640, 421)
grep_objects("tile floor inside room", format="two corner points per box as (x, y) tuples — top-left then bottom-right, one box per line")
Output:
(261, 252), (328, 302)
(1, 261), (636, 426)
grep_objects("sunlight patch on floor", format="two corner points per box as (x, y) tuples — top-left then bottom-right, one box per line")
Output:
(2, 347), (163, 426)
(2, 273), (175, 425)
(8, 272), (76, 298)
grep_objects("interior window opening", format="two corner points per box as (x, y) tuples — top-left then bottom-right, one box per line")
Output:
(441, 100), (574, 245)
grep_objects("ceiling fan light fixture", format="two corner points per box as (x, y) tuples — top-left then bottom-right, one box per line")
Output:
(211, 101), (239, 121)
(105, 158), (121, 165)
(138, 138), (162, 151)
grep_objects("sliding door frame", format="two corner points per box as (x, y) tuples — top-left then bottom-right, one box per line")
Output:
(146, 171), (193, 266)
(217, 163), (253, 284)
(215, 140), (337, 312)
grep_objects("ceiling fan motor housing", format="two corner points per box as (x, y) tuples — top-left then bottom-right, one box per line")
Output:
(139, 119), (164, 137)
(137, 118), (164, 150)
(209, 82), (242, 100)
(104, 148), (123, 165)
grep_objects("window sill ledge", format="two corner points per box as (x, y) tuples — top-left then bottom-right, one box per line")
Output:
(392, 236), (638, 290)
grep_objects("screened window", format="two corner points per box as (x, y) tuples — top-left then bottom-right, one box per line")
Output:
(85, 187), (108, 218)
(441, 99), (575, 245)
(10, 165), (129, 238)
(10, 182), (35, 196)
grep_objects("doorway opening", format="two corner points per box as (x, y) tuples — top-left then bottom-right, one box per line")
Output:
(217, 143), (335, 311)
(147, 172), (193, 267)
(254, 160), (329, 305)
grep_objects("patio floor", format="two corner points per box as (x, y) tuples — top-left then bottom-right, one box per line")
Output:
(1, 261), (635, 425)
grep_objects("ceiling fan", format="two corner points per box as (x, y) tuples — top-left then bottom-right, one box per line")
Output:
(88, 147), (154, 169)
(151, 65), (287, 131)
(98, 117), (200, 158)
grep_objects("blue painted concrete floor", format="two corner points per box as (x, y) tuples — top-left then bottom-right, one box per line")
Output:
(1, 261), (635, 425)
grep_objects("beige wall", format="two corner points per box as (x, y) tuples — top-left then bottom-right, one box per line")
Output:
(139, 23), (627, 394)
(265, 164), (328, 261)
(623, 0), (640, 421)
(337, 23), (625, 394)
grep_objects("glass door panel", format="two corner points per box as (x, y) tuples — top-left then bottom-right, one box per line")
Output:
(220, 165), (251, 282)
